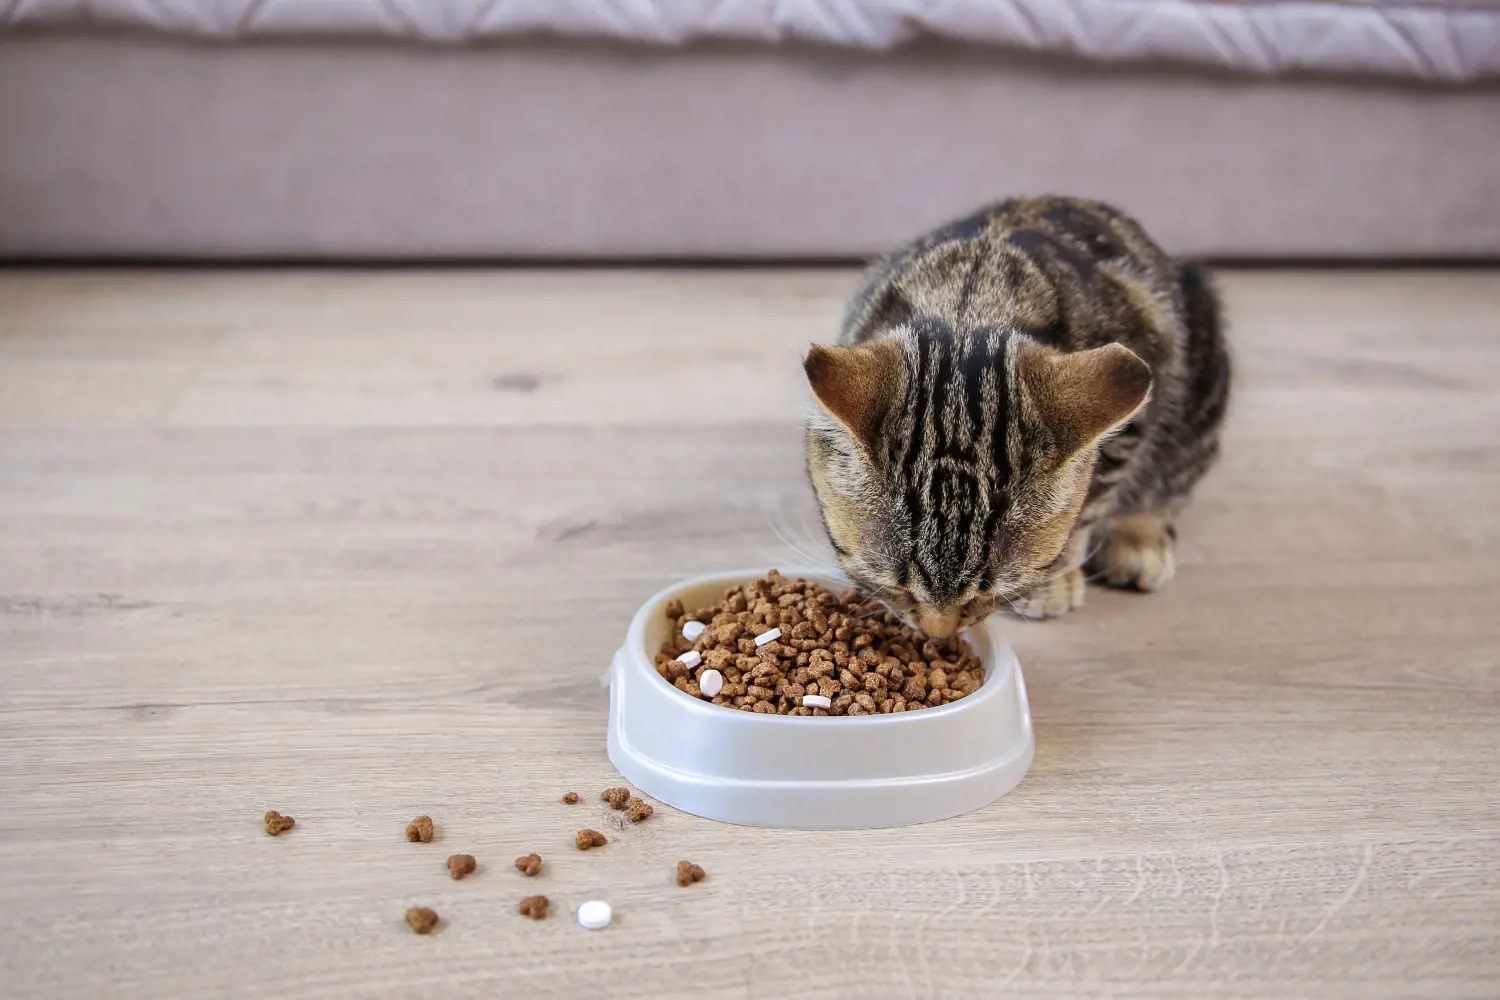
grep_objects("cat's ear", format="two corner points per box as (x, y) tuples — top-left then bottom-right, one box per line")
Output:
(804, 341), (901, 453)
(1016, 340), (1152, 456)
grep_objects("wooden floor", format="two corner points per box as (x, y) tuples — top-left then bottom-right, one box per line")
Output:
(1, 268), (1497, 999)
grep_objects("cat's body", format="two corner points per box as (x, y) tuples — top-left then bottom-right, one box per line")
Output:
(804, 196), (1230, 632)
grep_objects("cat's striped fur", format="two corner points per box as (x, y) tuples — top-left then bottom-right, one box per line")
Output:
(804, 196), (1230, 633)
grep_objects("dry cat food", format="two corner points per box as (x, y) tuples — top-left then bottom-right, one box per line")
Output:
(514, 853), (543, 876)
(575, 829), (608, 850)
(405, 907), (440, 934)
(263, 810), (295, 836)
(657, 570), (984, 715)
(625, 798), (653, 823)
(601, 787), (631, 809)
(447, 854), (477, 880)
(518, 895), (549, 920)
(405, 815), (434, 843)
(562, 792), (580, 804)
(676, 861), (706, 887)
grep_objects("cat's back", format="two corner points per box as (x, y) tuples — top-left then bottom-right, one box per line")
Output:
(841, 196), (1183, 366)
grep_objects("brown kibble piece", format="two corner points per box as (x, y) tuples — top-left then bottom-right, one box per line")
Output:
(625, 798), (654, 823)
(601, 787), (631, 810)
(447, 854), (478, 880)
(263, 810), (295, 836)
(405, 907), (439, 934)
(518, 895), (549, 920)
(575, 829), (608, 850)
(562, 791), (579, 804)
(513, 853), (542, 876)
(665, 598), (685, 619)
(405, 816), (434, 843)
(676, 860), (707, 887)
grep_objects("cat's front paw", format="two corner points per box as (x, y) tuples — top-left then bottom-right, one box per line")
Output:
(1013, 567), (1086, 620)
(1094, 512), (1177, 591)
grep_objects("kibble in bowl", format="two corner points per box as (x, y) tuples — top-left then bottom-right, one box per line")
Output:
(655, 571), (984, 716)
(606, 568), (1035, 830)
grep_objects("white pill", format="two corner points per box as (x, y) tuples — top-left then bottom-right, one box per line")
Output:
(802, 694), (832, 709)
(681, 620), (707, 641)
(676, 650), (702, 670)
(699, 669), (724, 698)
(577, 900), (612, 930)
(753, 627), (782, 647)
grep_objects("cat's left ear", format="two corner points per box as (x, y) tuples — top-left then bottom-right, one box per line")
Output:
(1015, 340), (1153, 457)
(804, 340), (901, 453)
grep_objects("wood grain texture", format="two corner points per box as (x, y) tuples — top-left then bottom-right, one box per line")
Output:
(1, 268), (1497, 999)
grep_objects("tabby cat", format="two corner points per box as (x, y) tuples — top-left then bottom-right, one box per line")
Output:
(803, 196), (1230, 635)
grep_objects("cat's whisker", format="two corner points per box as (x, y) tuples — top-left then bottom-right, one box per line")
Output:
(761, 495), (838, 572)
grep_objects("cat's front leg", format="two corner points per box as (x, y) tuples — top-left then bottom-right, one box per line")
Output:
(1013, 566), (1086, 620)
(1012, 529), (1092, 620)
(1092, 511), (1177, 591)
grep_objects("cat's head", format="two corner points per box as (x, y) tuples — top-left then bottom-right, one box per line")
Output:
(803, 328), (1151, 636)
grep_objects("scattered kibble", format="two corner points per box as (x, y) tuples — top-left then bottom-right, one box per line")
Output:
(577, 899), (612, 930)
(263, 810), (295, 836)
(514, 853), (542, 876)
(655, 570), (984, 715)
(601, 787), (631, 810)
(699, 669), (724, 698)
(625, 798), (654, 823)
(562, 792), (579, 804)
(682, 620), (707, 641)
(676, 860), (707, 887)
(518, 895), (549, 920)
(447, 854), (477, 880)
(405, 816), (434, 843)
(405, 907), (439, 934)
(575, 829), (608, 850)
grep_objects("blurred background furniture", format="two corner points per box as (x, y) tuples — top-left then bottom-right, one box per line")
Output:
(2, 0), (1497, 259)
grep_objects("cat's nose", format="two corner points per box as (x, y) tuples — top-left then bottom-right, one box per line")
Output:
(915, 606), (960, 639)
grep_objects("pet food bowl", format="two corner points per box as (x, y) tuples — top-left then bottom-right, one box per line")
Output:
(606, 568), (1034, 830)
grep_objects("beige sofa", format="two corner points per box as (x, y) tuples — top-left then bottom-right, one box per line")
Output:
(1, 2), (1497, 259)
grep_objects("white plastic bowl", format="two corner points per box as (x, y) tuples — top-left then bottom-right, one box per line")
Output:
(606, 568), (1035, 829)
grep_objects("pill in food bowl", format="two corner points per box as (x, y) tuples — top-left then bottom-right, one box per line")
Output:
(655, 570), (984, 716)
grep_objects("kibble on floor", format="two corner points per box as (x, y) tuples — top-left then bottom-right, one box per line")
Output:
(404, 907), (439, 935)
(262, 810), (295, 836)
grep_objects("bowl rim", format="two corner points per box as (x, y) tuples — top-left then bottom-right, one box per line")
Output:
(625, 565), (1010, 727)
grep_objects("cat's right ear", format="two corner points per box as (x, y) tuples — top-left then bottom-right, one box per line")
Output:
(804, 341), (901, 453)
